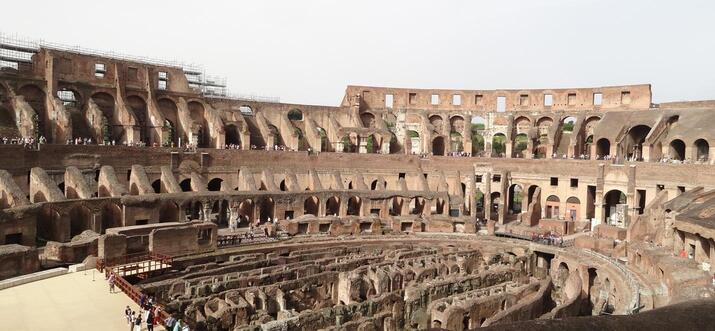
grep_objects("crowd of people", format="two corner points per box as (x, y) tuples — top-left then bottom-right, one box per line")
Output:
(1, 135), (45, 148)
(530, 232), (565, 246)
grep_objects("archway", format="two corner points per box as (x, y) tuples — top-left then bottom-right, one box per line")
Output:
(604, 190), (627, 225)
(91, 92), (117, 143)
(669, 139), (686, 161)
(429, 115), (444, 133)
(101, 203), (122, 233)
(406, 130), (421, 154)
(179, 178), (192, 192)
(490, 192), (501, 217)
(18, 85), (48, 140)
(508, 184), (523, 214)
(304, 196), (319, 216)
(158, 202), (179, 223)
(126, 95), (148, 143)
(288, 108), (303, 121)
(238, 200), (255, 224)
(695, 139), (709, 162)
(492, 133), (506, 157)
(225, 124), (241, 146)
(360, 112), (375, 128)
(258, 198), (275, 223)
(471, 116), (486, 156)
(69, 205), (92, 237)
(347, 196), (362, 216)
(596, 138), (611, 158)
(625, 125), (651, 160)
(151, 179), (161, 193)
(432, 136), (445, 156)
(208, 178), (223, 191)
(37, 207), (61, 241)
(326, 197), (340, 216)
(513, 133), (528, 158)
(158, 98), (179, 146)
(566, 196), (580, 221)
(410, 197), (425, 215)
(389, 197), (403, 216)
(545, 195), (560, 219)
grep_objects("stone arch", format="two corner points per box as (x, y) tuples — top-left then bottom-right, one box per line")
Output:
(258, 197), (275, 223)
(432, 136), (446, 156)
(69, 205), (93, 237)
(225, 123), (241, 146)
(471, 116), (486, 156)
(596, 138), (611, 158)
(625, 125), (652, 160)
(347, 196), (362, 216)
(287, 108), (303, 121)
(514, 116), (531, 134)
(126, 95), (148, 143)
(151, 179), (161, 193)
(492, 133), (507, 157)
(604, 189), (627, 224)
(304, 196), (319, 215)
(159, 201), (179, 223)
(429, 115), (444, 133)
(208, 178), (223, 191)
(238, 200), (255, 224)
(188, 100), (210, 147)
(157, 98), (179, 146)
(566, 196), (580, 221)
(513, 133), (528, 158)
(694, 139), (709, 162)
(360, 112), (376, 128)
(179, 178), (192, 192)
(406, 130), (421, 154)
(410, 197), (425, 215)
(545, 195), (560, 218)
(536, 116), (554, 137)
(326, 196), (340, 216)
(101, 203), (123, 233)
(508, 184), (523, 214)
(669, 139), (686, 161)
(389, 197), (403, 216)
(37, 207), (61, 241)
(18, 84), (48, 139)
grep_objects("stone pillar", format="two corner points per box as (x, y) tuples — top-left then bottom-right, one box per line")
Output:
(505, 140), (513, 158)
(498, 172), (508, 225)
(594, 164), (605, 225)
(484, 172), (492, 222)
(627, 165), (637, 225)
(642, 144), (651, 162)
(468, 176), (477, 219)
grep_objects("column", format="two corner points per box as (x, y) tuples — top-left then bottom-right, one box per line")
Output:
(484, 172), (492, 222)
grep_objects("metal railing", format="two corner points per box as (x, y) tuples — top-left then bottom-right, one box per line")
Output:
(583, 249), (641, 314)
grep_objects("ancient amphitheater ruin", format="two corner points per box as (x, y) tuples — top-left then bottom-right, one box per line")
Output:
(1, 36), (715, 330)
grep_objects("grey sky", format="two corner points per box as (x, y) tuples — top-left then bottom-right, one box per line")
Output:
(2, 0), (714, 105)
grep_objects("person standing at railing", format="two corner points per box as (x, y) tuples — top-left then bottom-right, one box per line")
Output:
(108, 273), (116, 293)
(146, 309), (155, 331)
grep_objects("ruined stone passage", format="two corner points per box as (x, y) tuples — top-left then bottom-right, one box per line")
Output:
(1, 37), (715, 331)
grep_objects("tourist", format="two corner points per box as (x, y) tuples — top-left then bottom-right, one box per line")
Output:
(139, 293), (147, 308)
(172, 319), (182, 331)
(124, 306), (132, 326)
(146, 309), (155, 331)
(133, 310), (142, 331)
(108, 273), (116, 293)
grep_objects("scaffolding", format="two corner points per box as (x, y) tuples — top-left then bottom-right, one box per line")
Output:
(0, 31), (278, 102)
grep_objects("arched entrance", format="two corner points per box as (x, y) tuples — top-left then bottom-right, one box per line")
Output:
(69, 205), (93, 237)
(566, 196), (580, 221)
(101, 203), (123, 233)
(158, 202), (179, 223)
(545, 195), (560, 219)
(326, 197), (340, 216)
(207, 178), (223, 191)
(604, 190), (627, 225)
(258, 198), (275, 223)
(508, 184), (523, 214)
(304, 196), (319, 216)
(492, 133), (506, 157)
(669, 139), (686, 161)
(596, 138), (610, 158)
(347, 196), (361, 216)
(695, 139), (710, 162)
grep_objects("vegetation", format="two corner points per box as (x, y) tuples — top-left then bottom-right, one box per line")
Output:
(492, 135), (507, 155)
(562, 121), (575, 132)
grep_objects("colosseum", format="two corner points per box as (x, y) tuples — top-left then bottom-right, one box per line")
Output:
(1, 36), (715, 331)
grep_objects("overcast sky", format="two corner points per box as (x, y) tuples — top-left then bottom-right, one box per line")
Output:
(2, 0), (714, 105)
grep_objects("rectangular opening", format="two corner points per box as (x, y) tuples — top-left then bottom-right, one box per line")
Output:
(94, 63), (106, 78)
(593, 93), (603, 106)
(399, 172), (406, 179)
(284, 210), (294, 219)
(424, 173), (428, 180)
(567, 93), (577, 105)
(496, 96), (506, 112)
(449, 209), (460, 217)
(319, 223), (330, 233)
(135, 219), (149, 226)
(401, 222), (413, 232)
(656, 184), (665, 192)
(493, 175), (501, 182)
(475, 94), (483, 105)
(519, 94), (529, 106)
(409, 93), (417, 104)
(544, 94), (553, 106)
(678, 186), (686, 194)
(158, 80), (167, 90)
(385, 94), (394, 108)
(476, 175), (483, 183)
(550, 177), (559, 186)
(570, 178), (578, 188)
(431, 94), (439, 105)
(452, 94), (462, 105)
(128, 67), (138, 81)
(621, 91), (631, 104)
(5, 233), (22, 245)
(370, 208), (381, 216)
(198, 228), (212, 243)
(637, 189), (646, 215)
(158, 71), (168, 80)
